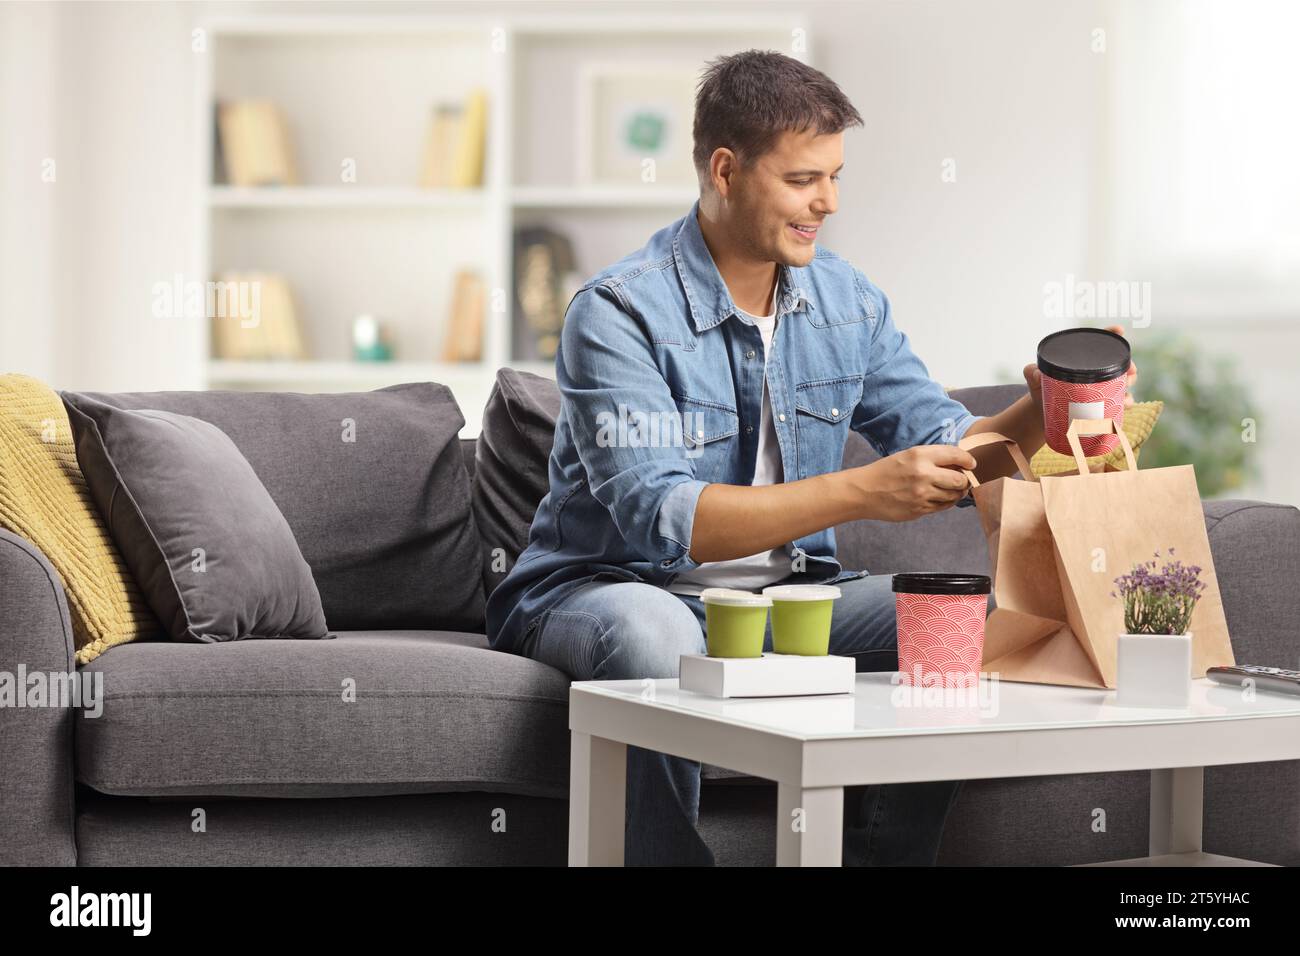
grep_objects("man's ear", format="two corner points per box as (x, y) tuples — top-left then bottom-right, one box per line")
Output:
(710, 147), (738, 199)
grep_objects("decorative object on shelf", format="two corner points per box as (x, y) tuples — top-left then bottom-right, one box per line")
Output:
(1031, 400), (1163, 477)
(442, 270), (485, 362)
(578, 62), (699, 187)
(1113, 549), (1207, 708)
(210, 272), (305, 361)
(512, 225), (580, 361)
(216, 100), (299, 187)
(352, 315), (393, 362)
(419, 88), (488, 189)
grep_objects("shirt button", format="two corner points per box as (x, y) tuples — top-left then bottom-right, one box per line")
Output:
(778, 413), (786, 422)
(746, 350), (756, 359)
(696, 429), (704, 439)
(745, 424), (754, 434)
(831, 407), (839, 417)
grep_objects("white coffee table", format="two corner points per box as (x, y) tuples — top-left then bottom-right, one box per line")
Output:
(567, 673), (1300, 866)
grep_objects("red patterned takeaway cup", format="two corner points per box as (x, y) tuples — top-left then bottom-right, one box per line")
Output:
(1036, 327), (1131, 457)
(892, 573), (991, 688)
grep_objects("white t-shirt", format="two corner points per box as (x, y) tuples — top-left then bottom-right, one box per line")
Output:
(668, 280), (792, 596)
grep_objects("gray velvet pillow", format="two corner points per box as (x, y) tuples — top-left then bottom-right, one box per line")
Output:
(472, 368), (561, 597)
(62, 395), (330, 644)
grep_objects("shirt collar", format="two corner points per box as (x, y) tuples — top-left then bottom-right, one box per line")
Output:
(673, 198), (816, 334)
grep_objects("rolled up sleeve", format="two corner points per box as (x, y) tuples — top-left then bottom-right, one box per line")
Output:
(851, 269), (977, 456)
(557, 283), (706, 574)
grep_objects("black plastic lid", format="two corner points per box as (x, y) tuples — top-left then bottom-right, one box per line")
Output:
(892, 572), (991, 595)
(1036, 328), (1131, 384)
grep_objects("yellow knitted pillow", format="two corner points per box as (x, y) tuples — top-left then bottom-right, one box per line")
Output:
(1030, 400), (1164, 477)
(0, 374), (157, 664)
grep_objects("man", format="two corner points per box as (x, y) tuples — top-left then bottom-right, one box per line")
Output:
(486, 50), (1137, 865)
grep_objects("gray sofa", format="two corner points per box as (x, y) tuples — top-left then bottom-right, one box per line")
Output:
(2, 381), (1298, 867)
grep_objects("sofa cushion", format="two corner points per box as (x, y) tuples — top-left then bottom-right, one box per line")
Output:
(74, 628), (757, 799)
(75, 630), (573, 799)
(472, 368), (561, 597)
(64, 384), (485, 632)
(62, 396), (329, 645)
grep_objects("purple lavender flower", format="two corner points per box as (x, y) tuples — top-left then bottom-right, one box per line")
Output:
(1112, 548), (1206, 635)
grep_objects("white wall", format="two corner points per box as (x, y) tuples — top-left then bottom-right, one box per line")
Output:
(813, 0), (1109, 391)
(0, 2), (59, 383)
(1, 0), (201, 391)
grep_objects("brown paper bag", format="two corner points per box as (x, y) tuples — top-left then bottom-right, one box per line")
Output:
(957, 420), (1235, 688)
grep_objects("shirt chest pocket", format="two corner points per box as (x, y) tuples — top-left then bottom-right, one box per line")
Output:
(793, 376), (863, 479)
(676, 396), (739, 484)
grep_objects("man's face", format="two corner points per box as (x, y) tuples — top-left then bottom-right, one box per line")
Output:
(724, 128), (843, 267)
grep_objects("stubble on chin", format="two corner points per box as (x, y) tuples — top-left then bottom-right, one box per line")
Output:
(731, 205), (809, 267)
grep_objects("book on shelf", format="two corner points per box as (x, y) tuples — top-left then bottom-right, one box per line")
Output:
(421, 104), (461, 189)
(442, 269), (486, 362)
(420, 88), (488, 189)
(216, 100), (299, 188)
(209, 273), (306, 361)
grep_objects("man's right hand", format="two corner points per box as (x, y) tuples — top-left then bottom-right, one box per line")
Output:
(687, 444), (979, 564)
(851, 445), (978, 521)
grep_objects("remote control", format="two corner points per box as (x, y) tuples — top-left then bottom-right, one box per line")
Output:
(1206, 665), (1300, 697)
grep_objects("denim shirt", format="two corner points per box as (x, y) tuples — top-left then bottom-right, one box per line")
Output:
(485, 199), (977, 652)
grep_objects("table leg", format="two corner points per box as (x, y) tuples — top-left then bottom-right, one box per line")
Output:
(776, 782), (844, 866)
(568, 732), (626, 866)
(1149, 767), (1204, 856)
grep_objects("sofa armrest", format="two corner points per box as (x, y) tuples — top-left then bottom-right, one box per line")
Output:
(0, 529), (77, 865)
(1203, 500), (1300, 666)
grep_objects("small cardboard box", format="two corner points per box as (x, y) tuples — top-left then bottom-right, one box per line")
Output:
(679, 653), (856, 698)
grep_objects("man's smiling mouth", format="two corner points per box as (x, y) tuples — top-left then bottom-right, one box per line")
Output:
(788, 222), (820, 240)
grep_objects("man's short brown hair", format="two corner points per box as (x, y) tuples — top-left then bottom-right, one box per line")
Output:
(692, 49), (863, 183)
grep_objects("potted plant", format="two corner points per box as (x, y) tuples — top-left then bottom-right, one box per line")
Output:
(1111, 548), (1207, 707)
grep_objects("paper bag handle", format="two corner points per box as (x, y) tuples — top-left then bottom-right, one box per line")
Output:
(1065, 417), (1137, 475)
(955, 431), (1034, 488)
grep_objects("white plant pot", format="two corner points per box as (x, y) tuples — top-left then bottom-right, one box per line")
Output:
(1116, 633), (1192, 708)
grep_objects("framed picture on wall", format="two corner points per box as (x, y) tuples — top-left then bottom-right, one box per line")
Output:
(576, 61), (700, 188)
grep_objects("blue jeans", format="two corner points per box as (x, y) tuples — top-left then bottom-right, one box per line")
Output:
(517, 572), (966, 866)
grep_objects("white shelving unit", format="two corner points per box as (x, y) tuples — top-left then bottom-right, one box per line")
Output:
(510, 185), (701, 209)
(195, 14), (809, 433)
(209, 186), (489, 210)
